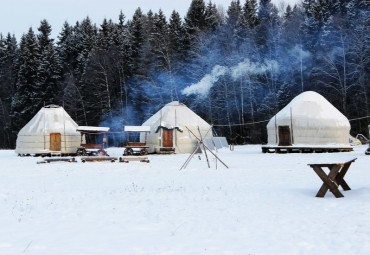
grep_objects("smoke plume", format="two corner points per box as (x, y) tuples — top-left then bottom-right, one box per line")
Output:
(182, 58), (279, 97)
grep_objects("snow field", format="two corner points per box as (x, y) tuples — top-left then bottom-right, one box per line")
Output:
(0, 145), (369, 254)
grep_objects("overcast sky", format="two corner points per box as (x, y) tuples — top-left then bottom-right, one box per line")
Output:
(0, 0), (301, 40)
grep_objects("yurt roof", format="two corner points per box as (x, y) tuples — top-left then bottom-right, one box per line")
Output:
(18, 105), (79, 136)
(142, 101), (211, 129)
(124, 126), (151, 132)
(268, 91), (350, 128)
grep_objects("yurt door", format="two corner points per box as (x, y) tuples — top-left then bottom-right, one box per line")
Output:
(50, 133), (61, 151)
(162, 129), (173, 147)
(278, 126), (291, 146)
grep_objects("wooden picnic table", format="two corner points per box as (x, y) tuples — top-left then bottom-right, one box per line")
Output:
(308, 158), (357, 198)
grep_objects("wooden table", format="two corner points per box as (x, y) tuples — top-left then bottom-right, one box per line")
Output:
(308, 158), (357, 198)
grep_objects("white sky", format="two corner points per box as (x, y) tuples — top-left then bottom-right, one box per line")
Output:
(0, 0), (301, 40)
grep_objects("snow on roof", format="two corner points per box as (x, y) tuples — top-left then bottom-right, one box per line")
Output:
(142, 101), (211, 129)
(17, 106), (79, 136)
(44, 104), (61, 108)
(124, 126), (151, 132)
(266, 91), (351, 146)
(268, 91), (349, 127)
(76, 126), (110, 133)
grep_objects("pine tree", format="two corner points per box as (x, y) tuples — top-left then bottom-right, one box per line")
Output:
(226, 0), (242, 28)
(255, 0), (279, 51)
(183, 0), (207, 55)
(168, 10), (184, 61)
(97, 18), (116, 50)
(234, 0), (258, 42)
(11, 28), (40, 133)
(36, 19), (61, 108)
(73, 17), (97, 81)
(128, 8), (147, 75)
(152, 10), (170, 69)
(0, 34), (18, 148)
(205, 1), (222, 31)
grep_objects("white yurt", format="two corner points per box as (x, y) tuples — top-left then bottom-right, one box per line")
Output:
(141, 101), (213, 153)
(266, 91), (351, 146)
(15, 105), (82, 155)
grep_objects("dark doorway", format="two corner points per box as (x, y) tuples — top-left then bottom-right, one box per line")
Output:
(278, 126), (291, 146)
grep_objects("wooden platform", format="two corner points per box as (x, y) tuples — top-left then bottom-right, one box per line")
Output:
(119, 157), (150, 163)
(123, 146), (149, 156)
(81, 156), (118, 163)
(37, 157), (76, 164)
(262, 146), (353, 154)
(158, 147), (175, 154)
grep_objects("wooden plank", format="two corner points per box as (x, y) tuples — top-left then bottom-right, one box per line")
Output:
(261, 146), (353, 153)
(81, 156), (117, 162)
(335, 162), (353, 191)
(127, 142), (147, 147)
(37, 157), (76, 164)
(119, 157), (149, 163)
(125, 145), (149, 149)
(81, 144), (103, 149)
(308, 158), (357, 167)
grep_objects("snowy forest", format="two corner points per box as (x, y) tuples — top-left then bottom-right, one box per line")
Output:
(0, 0), (369, 148)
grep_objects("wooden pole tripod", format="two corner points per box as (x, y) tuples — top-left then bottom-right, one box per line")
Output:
(180, 126), (229, 170)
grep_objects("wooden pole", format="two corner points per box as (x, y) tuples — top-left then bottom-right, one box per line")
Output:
(63, 107), (66, 153)
(275, 115), (277, 144)
(198, 126), (210, 168)
(180, 143), (201, 170)
(43, 107), (46, 150)
(175, 109), (177, 147)
(290, 107), (294, 145)
(181, 126), (229, 169)
(160, 109), (162, 147)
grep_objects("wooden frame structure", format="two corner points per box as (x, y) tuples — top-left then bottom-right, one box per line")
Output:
(76, 126), (110, 156)
(123, 126), (150, 155)
(308, 158), (357, 198)
(180, 126), (228, 170)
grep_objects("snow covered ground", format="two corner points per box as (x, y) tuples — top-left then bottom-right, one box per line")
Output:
(0, 145), (369, 254)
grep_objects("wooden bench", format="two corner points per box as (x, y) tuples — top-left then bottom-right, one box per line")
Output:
(81, 156), (118, 163)
(308, 158), (357, 198)
(37, 157), (76, 164)
(119, 157), (150, 163)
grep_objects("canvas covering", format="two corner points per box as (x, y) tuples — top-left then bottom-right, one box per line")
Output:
(141, 101), (213, 153)
(15, 105), (82, 154)
(266, 91), (351, 146)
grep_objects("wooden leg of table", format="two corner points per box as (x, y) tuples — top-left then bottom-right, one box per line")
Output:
(312, 165), (344, 198)
(335, 163), (351, 191)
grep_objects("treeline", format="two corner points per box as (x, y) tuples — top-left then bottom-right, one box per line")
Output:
(0, 0), (369, 148)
